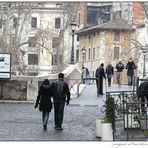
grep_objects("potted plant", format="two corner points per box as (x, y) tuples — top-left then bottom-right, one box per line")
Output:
(101, 94), (115, 141)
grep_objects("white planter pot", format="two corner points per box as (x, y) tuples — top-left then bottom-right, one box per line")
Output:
(101, 122), (113, 141)
(96, 119), (102, 138)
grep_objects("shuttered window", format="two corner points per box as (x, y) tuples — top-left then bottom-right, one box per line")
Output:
(13, 17), (17, 28)
(52, 37), (59, 48)
(88, 48), (91, 60)
(0, 19), (2, 29)
(76, 49), (79, 62)
(55, 18), (61, 28)
(31, 17), (37, 28)
(28, 54), (38, 65)
(114, 31), (120, 41)
(114, 46), (119, 59)
(93, 48), (95, 59)
(28, 37), (36, 47)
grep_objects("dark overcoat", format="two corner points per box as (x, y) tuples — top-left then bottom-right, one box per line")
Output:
(35, 84), (53, 112)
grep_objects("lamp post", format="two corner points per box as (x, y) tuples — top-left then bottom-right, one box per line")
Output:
(70, 22), (77, 64)
(142, 49), (147, 77)
(81, 47), (86, 68)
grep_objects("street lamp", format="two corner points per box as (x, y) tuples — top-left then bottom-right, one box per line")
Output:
(81, 47), (86, 68)
(70, 22), (77, 64)
(142, 49), (147, 77)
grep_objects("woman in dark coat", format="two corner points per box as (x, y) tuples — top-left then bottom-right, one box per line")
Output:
(35, 79), (52, 130)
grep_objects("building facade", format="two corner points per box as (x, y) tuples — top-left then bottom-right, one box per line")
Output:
(74, 2), (145, 84)
(76, 19), (138, 84)
(0, 2), (72, 76)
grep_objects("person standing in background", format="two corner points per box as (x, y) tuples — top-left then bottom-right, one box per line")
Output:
(106, 62), (114, 87)
(125, 58), (137, 86)
(115, 59), (124, 86)
(95, 63), (106, 96)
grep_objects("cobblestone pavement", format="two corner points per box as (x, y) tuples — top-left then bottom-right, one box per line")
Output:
(0, 103), (101, 141)
(0, 84), (133, 141)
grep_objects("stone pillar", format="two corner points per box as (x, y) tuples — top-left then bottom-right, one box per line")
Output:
(27, 80), (38, 101)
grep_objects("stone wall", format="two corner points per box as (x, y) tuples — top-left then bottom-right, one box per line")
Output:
(0, 80), (27, 100)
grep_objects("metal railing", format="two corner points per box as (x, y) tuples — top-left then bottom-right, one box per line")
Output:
(106, 90), (148, 141)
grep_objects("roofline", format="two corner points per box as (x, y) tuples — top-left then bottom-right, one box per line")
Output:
(76, 26), (134, 34)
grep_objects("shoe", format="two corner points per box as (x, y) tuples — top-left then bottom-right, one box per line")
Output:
(43, 125), (47, 130)
(56, 127), (63, 130)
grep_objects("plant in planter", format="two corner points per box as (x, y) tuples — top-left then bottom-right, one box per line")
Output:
(101, 94), (115, 141)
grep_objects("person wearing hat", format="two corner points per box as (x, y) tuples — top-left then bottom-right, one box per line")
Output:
(95, 63), (106, 96)
(115, 59), (124, 86)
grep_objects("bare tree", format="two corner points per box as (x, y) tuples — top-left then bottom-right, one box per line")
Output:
(0, 2), (80, 76)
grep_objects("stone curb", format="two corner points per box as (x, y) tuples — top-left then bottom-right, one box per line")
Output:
(0, 100), (34, 104)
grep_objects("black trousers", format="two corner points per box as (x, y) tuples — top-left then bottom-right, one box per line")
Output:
(107, 77), (111, 86)
(54, 102), (65, 127)
(96, 78), (103, 96)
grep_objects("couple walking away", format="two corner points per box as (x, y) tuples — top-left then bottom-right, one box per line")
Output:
(35, 73), (70, 131)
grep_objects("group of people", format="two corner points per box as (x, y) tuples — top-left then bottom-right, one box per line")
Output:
(35, 73), (70, 131)
(95, 58), (137, 96)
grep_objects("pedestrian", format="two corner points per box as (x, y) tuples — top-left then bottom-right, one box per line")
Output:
(115, 59), (124, 86)
(34, 79), (53, 131)
(106, 62), (114, 87)
(138, 81), (148, 114)
(95, 63), (106, 97)
(82, 67), (90, 84)
(125, 58), (137, 86)
(51, 73), (70, 130)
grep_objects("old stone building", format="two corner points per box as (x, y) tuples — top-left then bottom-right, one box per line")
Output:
(74, 2), (145, 84)
(76, 19), (137, 84)
(0, 2), (73, 76)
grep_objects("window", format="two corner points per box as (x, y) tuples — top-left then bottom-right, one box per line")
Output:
(114, 46), (119, 59)
(88, 34), (91, 43)
(77, 35), (79, 41)
(114, 31), (120, 41)
(52, 37), (59, 48)
(116, 11), (121, 19)
(52, 54), (58, 65)
(28, 37), (36, 47)
(113, 11), (121, 20)
(31, 17), (37, 28)
(78, 13), (80, 26)
(10, 37), (15, 47)
(76, 49), (79, 62)
(0, 19), (2, 29)
(55, 18), (61, 28)
(88, 48), (91, 60)
(56, 3), (62, 7)
(93, 48), (95, 59)
(13, 17), (17, 28)
(28, 54), (38, 65)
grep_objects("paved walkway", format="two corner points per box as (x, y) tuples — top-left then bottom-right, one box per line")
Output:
(0, 84), (133, 141)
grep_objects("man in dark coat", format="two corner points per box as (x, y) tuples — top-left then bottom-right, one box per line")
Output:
(138, 81), (148, 113)
(95, 63), (106, 97)
(125, 58), (137, 86)
(51, 73), (70, 130)
(35, 79), (53, 130)
(106, 62), (114, 87)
